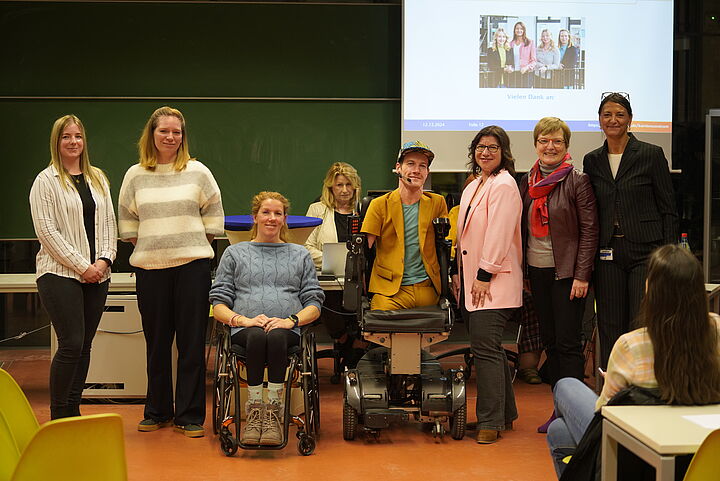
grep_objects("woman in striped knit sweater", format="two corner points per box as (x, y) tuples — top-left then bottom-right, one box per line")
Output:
(118, 106), (224, 438)
(30, 114), (117, 420)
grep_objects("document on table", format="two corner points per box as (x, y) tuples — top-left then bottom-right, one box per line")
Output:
(682, 414), (720, 429)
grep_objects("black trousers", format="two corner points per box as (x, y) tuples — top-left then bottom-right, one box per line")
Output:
(594, 237), (657, 368)
(135, 259), (210, 426)
(37, 273), (109, 419)
(231, 327), (300, 385)
(528, 267), (586, 386)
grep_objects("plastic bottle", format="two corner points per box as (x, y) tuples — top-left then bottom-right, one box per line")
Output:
(680, 233), (690, 250)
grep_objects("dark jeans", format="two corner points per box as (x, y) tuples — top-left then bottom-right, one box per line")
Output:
(594, 237), (657, 368)
(135, 259), (210, 426)
(231, 327), (300, 385)
(466, 307), (518, 430)
(37, 273), (109, 419)
(528, 267), (586, 386)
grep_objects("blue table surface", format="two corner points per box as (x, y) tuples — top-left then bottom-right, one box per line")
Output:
(224, 215), (322, 231)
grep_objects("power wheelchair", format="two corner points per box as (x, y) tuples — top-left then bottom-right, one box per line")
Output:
(212, 322), (320, 456)
(341, 213), (467, 440)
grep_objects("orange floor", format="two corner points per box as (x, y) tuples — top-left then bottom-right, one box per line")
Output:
(1, 347), (558, 481)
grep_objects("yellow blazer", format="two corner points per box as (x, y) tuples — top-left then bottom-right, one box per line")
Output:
(361, 189), (448, 297)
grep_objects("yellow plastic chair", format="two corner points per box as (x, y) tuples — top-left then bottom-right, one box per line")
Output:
(682, 428), (720, 481)
(0, 369), (40, 453)
(0, 415), (21, 481)
(10, 413), (128, 481)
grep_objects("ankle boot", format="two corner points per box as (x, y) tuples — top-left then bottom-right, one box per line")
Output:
(259, 401), (283, 445)
(241, 401), (264, 444)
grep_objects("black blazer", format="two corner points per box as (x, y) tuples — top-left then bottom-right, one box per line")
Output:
(560, 45), (578, 69)
(583, 133), (678, 246)
(486, 47), (514, 87)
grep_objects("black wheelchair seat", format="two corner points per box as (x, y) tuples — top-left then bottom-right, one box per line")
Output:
(363, 306), (448, 333)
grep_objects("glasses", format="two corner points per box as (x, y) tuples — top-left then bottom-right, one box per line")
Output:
(601, 91), (630, 101)
(537, 138), (566, 147)
(475, 144), (500, 153)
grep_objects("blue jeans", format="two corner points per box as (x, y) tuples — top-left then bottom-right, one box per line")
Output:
(546, 377), (598, 478)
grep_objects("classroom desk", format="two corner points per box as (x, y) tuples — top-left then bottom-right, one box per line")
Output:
(707, 283), (720, 313)
(224, 215), (322, 245)
(0, 272), (343, 293)
(601, 404), (720, 481)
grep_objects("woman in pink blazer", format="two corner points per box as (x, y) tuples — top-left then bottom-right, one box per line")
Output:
(451, 125), (523, 444)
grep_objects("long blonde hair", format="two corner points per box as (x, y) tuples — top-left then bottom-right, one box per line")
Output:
(49, 115), (108, 193)
(539, 29), (555, 51)
(138, 106), (193, 171)
(319, 162), (361, 211)
(491, 28), (510, 51)
(249, 191), (291, 243)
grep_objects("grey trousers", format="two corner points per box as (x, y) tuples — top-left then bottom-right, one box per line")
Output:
(466, 307), (518, 431)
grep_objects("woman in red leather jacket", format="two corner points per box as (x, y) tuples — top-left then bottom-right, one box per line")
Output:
(519, 117), (598, 390)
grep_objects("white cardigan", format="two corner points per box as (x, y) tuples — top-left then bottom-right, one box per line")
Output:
(304, 201), (339, 269)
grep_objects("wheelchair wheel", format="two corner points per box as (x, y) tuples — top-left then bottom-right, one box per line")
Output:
(297, 433), (316, 456)
(342, 399), (358, 440)
(219, 428), (238, 456)
(302, 332), (321, 435)
(449, 402), (467, 440)
(212, 333), (227, 435)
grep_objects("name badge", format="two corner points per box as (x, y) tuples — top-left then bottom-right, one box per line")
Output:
(599, 248), (613, 261)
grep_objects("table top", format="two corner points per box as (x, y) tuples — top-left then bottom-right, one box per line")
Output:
(224, 215), (322, 231)
(0, 272), (342, 292)
(602, 404), (720, 454)
(707, 283), (720, 296)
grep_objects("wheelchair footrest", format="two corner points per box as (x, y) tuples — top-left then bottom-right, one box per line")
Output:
(364, 409), (410, 429)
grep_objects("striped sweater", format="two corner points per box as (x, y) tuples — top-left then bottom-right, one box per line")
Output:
(118, 160), (224, 270)
(30, 165), (117, 283)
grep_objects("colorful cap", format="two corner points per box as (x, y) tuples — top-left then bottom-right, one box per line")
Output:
(398, 140), (435, 164)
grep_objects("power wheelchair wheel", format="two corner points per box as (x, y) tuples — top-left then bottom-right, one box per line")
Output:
(342, 399), (358, 440)
(449, 402), (467, 440)
(297, 433), (316, 456)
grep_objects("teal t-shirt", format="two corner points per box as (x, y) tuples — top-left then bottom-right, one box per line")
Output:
(401, 201), (429, 285)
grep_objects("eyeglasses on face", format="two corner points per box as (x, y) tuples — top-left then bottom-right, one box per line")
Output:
(537, 138), (566, 147)
(601, 91), (630, 101)
(475, 144), (500, 153)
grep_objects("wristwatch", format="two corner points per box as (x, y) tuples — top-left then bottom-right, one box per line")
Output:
(289, 314), (299, 329)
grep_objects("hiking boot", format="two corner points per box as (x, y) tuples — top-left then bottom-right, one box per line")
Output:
(259, 402), (283, 445)
(137, 418), (172, 432)
(241, 402), (264, 444)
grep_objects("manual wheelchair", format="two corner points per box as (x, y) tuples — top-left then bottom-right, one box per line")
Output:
(212, 322), (320, 456)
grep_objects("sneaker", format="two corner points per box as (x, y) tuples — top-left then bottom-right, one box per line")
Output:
(517, 368), (542, 384)
(174, 423), (205, 438)
(259, 402), (283, 445)
(242, 402), (264, 444)
(137, 418), (172, 432)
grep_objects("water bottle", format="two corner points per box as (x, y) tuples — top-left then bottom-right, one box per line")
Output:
(680, 233), (690, 250)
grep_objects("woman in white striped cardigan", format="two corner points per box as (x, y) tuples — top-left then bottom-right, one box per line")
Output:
(29, 114), (117, 419)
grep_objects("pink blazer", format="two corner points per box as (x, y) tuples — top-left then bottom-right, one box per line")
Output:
(457, 170), (523, 312)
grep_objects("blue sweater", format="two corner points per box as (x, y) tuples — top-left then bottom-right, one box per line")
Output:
(209, 242), (325, 336)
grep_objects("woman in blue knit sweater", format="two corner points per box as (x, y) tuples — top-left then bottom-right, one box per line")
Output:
(210, 191), (324, 446)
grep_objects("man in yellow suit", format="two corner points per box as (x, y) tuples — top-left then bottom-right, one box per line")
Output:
(361, 141), (448, 310)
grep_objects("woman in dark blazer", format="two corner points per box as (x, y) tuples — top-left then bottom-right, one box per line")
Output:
(582, 92), (678, 368)
(557, 29), (579, 88)
(486, 28), (514, 88)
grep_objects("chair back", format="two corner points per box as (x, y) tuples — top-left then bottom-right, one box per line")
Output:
(11, 413), (128, 481)
(682, 428), (720, 481)
(0, 369), (39, 454)
(0, 415), (21, 481)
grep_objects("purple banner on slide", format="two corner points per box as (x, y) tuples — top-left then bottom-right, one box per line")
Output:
(404, 120), (601, 132)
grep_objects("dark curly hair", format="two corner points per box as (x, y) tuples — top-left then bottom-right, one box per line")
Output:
(467, 125), (516, 178)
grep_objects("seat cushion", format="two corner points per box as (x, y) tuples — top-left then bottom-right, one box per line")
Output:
(362, 306), (449, 332)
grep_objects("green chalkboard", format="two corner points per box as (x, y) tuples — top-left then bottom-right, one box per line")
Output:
(0, 2), (402, 238)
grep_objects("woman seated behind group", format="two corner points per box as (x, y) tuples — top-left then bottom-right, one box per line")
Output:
(534, 29), (560, 89)
(546, 245), (720, 478)
(210, 191), (325, 446)
(304, 162), (364, 366)
(486, 27), (514, 88)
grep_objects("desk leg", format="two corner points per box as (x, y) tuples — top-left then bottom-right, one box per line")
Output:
(602, 419), (619, 481)
(657, 457), (675, 481)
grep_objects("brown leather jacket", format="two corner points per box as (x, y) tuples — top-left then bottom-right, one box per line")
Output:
(519, 168), (599, 281)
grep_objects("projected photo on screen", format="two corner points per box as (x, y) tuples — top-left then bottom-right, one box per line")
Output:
(479, 16), (585, 90)
(403, 0), (674, 172)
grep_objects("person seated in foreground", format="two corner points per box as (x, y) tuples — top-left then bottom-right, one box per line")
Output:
(361, 140), (448, 310)
(209, 191), (324, 446)
(545, 244), (720, 478)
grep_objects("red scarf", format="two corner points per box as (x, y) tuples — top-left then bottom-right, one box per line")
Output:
(528, 155), (573, 237)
